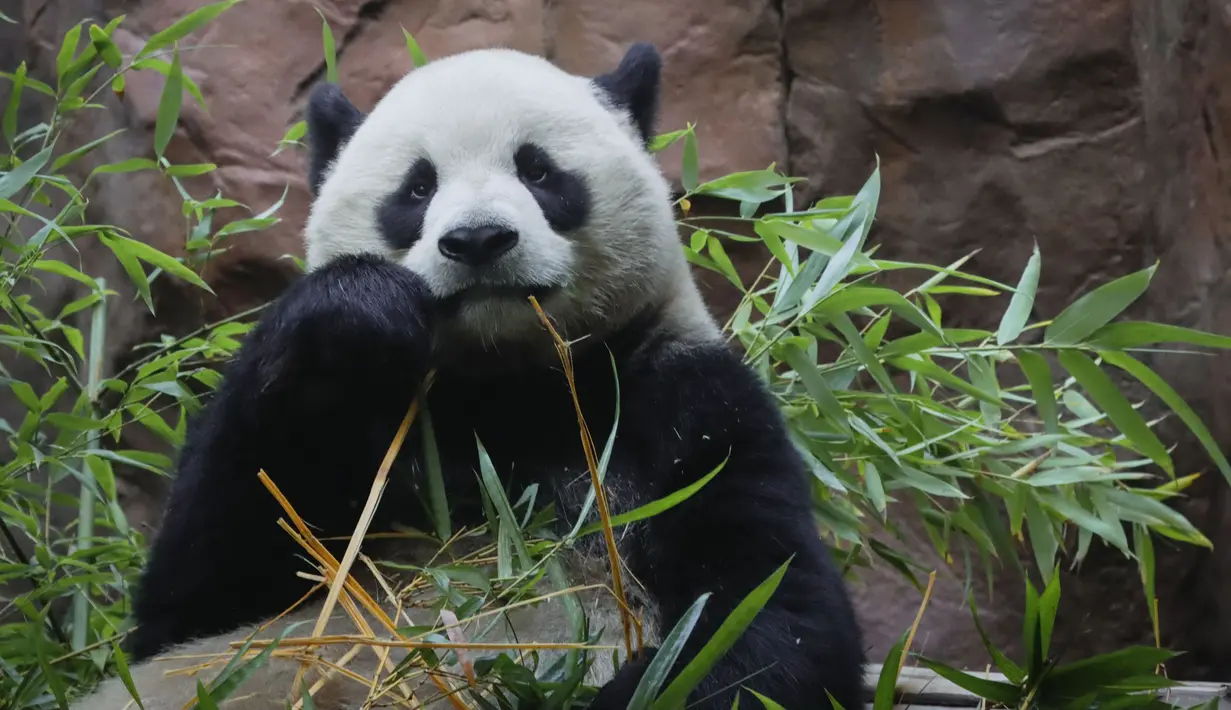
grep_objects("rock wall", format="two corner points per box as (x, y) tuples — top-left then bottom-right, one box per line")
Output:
(2, 0), (1230, 679)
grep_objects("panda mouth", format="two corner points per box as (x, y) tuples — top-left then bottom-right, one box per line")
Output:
(437, 284), (558, 315)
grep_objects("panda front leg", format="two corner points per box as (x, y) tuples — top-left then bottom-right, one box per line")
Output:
(588, 346), (866, 710)
(126, 253), (436, 661)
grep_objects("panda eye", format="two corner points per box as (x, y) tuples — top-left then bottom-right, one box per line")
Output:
(523, 165), (549, 184)
(409, 182), (433, 199)
(513, 144), (558, 187)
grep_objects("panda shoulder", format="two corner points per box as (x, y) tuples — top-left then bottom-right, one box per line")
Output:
(625, 326), (779, 430)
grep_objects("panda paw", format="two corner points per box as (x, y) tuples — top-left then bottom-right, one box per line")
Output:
(251, 253), (437, 393)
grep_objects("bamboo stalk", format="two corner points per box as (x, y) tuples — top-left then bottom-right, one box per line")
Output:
(71, 277), (107, 651)
(526, 296), (639, 659)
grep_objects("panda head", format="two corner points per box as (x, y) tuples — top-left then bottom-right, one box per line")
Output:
(303, 44), (718, 360)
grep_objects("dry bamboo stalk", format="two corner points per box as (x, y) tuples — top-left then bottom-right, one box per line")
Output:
(224, 583), (609, 652)
(526, 296), (639, 658)
(239, 637), (620, 651)
(897, 570), (937, 678)
(256, 370), (470, 709)
(309, 371), (435, 642)
(259, 483), (431, 706)
(356, 555), (422, 709)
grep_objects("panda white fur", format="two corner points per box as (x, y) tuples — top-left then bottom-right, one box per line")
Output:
(74, 44), (865, 709)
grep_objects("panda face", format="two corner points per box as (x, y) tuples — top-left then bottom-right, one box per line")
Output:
(303, 45), (700, 355)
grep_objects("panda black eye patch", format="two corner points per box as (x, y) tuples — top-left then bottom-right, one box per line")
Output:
(513, 143), (590, 233)
(377, 158), (438, 251)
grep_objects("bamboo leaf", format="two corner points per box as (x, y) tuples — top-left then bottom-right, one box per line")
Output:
(1038, 491), (1128, 552)
(153, 46), (184, 157)
(754, 220), (795, 275)
(693, 168), (798, 205)
(754, 220), (875, 269)
(89, 157), (159, 179)
(0, 144), (54, 200)
(102, 232), (213, 293)
(652, 559), (791, 710)
(802, 166), (879, 313)
(1024, 496), (1058, 582)
(915, 658), (1023, 705)
(872, 632), (907, 710)
(99, 233), (154, 313)
(832, 313), (897, 398)
(52, 128), (127, 172)
(203, 620), (308, 703)
(194, 681), (220, 710)
(628, 593), (710, 710)
(1, 70), (54, 97)
(780, 344), (851, 436)
(1085, 321), (1231, 351)
(706, 233), (743, 289)
(997, 242), (1041, 344)
(164, 163), (216, 177)
(56, 23), (84, 86)
(45, 414), (107, 431)
(680, 125), (699, 193)
(9, 382), (40, 412)
(88, 24), (124, 68)
(815, 285), (943, 338)
(61, 64), (103, 107)
(137, 0), (241, 60)
(131, 56), (207, 108)
(1057, 349), (1172, 476)
(1042, 646), (1176, 699)
(1015, 350), (1058, 434)
(401, 27), (429, 67)
(747, 690), (787, 710)
(475, 435), (531, 571)
(968, 354), (1001, 427)
(110, 643), (146, 709)
(1101, 350), (1231, 485)
(568, 352), (622, 540)
(863, 461), (886, 515)
(649, 128), (689, 154)
(577, 458), (725, 538)
(3, 61), (25, 146)
(966, 590), (1024, 684)
(887, 355), (1003, 407)
(1101, 488), (1211, 548)
(1038, 570), (1060, 659)
(272, 120), (306, 155)
(318, 9), (339, 84)
(1133, 524), (1158, 638)
(878, 328), (991, 359)
(419, 404), (450, 541)
(1044, 264), (1156, 344)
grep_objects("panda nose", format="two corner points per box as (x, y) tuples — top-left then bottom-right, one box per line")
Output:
(438, 226), (519, 266)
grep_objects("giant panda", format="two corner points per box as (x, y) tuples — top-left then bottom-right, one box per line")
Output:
(74, 43), (865, 710)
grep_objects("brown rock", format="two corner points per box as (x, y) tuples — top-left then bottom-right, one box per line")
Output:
(784, 0), (1149, 323)
(550, 0), (786, 185)
(1127, 0), (1231, 680)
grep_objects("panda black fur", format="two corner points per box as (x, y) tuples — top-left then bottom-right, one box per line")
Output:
(75, 44), (865, 709)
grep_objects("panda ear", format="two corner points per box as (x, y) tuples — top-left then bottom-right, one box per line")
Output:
(593, 42), (661, 147)
(306, 83), (365, 195)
